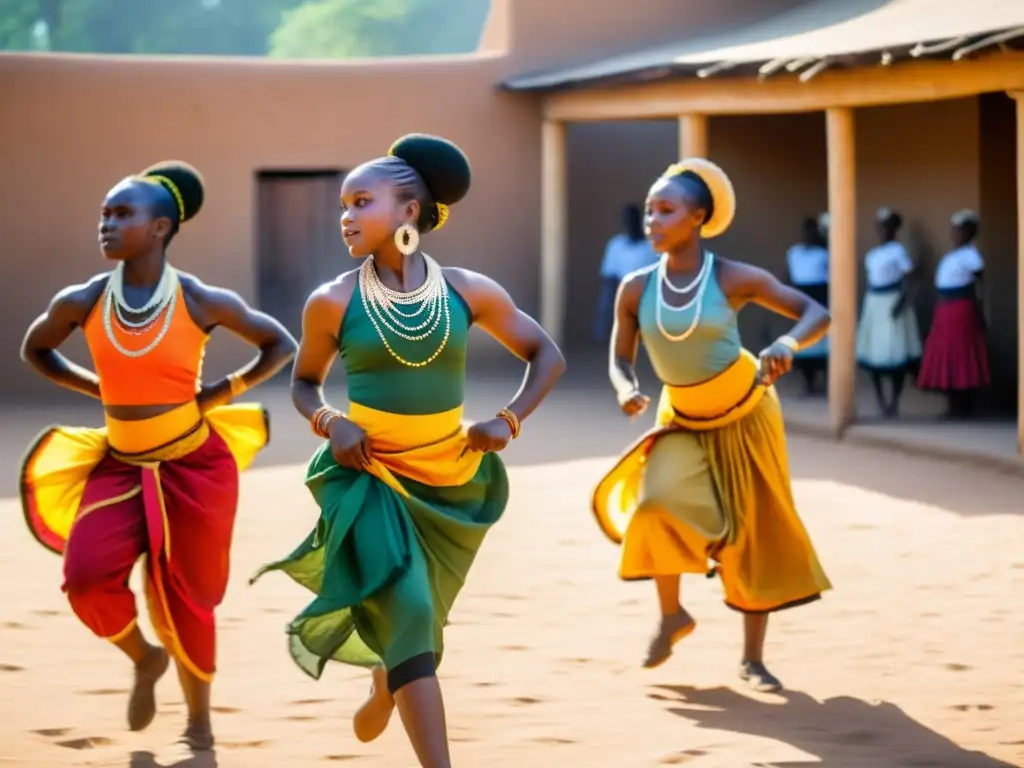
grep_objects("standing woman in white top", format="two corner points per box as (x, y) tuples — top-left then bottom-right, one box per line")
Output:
(593, 204), (659, 341)
(856, 207), (922, 417)
(785, 214), (830, 394)
(916, 210), (989, 418)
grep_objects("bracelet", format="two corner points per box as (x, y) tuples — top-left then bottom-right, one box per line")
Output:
(777, 335), (800, 352)
(310, 405), (342, 439)
(496, 407), (521, 440)
(227, 372), (247, 398)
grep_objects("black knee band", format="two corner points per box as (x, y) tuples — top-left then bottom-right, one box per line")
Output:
(387, 652), (436, 694)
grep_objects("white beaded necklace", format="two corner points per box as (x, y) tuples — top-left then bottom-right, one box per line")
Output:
(102, 262), (180, 358)
(359, 254), (451, 368)
(655, 252), (714, 343)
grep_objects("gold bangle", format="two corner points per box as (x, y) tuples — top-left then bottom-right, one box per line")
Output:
(777, 335), (800, 352)
(497, 407), (520, 439)
(310, 405), (335, 438)
(227, 372), (247, 398)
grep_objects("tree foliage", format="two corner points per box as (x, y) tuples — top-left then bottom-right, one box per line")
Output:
(0, 0), (490, 57)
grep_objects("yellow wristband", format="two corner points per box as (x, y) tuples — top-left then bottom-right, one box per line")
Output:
(777, 335), (800, 352)
(227, 373), (247, 398)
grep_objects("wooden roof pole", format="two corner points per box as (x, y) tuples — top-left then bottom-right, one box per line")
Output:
(826, 106), (858, 437)
(540, 118), (568, 347)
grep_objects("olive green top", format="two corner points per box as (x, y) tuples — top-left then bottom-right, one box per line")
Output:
(340, 278), (471, 415)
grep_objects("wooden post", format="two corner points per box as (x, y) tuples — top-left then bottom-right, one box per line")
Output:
(540, 118), (568, 347)
(1009, 91), (1024, 455)
(826, 107), (858, 437)
(678, 113), (709, 158)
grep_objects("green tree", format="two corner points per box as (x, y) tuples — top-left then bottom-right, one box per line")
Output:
(268, 0), (490, 59)
(0, 0), (302, 55)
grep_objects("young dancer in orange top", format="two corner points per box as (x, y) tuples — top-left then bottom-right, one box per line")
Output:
(20, 161), (296, 751)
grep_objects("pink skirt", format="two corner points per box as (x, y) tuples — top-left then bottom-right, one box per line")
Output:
(917, 297), (989, 391)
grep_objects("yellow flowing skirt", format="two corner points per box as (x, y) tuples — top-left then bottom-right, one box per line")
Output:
(593, 351), (831, 613)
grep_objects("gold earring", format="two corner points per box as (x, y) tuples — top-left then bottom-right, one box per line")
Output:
(395, 223), (419, 255)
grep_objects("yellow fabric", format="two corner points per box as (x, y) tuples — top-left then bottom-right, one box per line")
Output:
(593, 366), (831, 613)
(105, 401), (203, 454)
(657, 349), (765, 429)
(346, 402), (483, 497)
(22, 403), (267, 546)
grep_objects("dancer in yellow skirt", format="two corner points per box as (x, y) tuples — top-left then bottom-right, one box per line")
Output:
(594, 158), (832, 692)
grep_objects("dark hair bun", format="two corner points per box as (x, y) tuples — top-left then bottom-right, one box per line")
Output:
(388, 134), (471, 206)
(140, 160), (205, 222)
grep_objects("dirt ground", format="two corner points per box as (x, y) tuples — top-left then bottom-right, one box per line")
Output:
(1, 381), (1022, 767)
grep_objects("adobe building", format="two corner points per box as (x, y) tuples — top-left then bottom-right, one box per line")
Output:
(0, 0), (1022, 448)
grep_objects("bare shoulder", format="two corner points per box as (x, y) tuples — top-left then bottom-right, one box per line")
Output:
(306, 269), (360, 329)
(442, 266), (502, 294)
(715, 256), (771, 291)
(618, 263), (657, 308)
(177, 270), (239, 303)
(51, 273), (109, 322)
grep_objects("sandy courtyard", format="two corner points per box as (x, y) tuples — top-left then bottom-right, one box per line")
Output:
(1, 429), (1022, 767)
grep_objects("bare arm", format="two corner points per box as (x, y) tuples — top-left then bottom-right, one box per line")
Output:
(290, 276), (354, 422)
(20, 279), (106, 399)
(609, 270), (649, 404)
(721, 260), (831, 350)
(182, 276), (298, 405)
(447, 268), (566, 426)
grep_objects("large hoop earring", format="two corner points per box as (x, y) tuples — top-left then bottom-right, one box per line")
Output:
(394, 223), (419, 255)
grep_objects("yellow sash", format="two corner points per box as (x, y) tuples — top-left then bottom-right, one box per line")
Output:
(346, 402), (483, 497)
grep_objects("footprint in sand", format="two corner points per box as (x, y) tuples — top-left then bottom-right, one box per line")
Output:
(509, 696), (543, 706)
(82, 688), (129, 696)
(33, 609), (61, 617)
(2, 621), (29, 629)
(32, 728), (71, 737)
(290, 698), (331, 706)
(322, 756), (363, 761)
(219, 739), (270, 748)
(945, 662), (973, 672)
(56, 736), (115, 749)
(950, 703), (994, 712)
(0, 663), (24, 672)
(472, 681), (499, 688)
(499, 645), (528, 652)
(211, 706), (242, 714)
(660, 749), (708, 764)
(281, 714), (318, 722)
(531, 737), (574, 745)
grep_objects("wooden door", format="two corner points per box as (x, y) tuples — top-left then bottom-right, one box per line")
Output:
(257, 171), (344, 337)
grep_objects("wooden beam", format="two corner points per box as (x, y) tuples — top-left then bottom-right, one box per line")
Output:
(826, 107), (857, 437)
(678, 113), (708, 158)
(1010, 91), (1024, 455)
(543, 52), (1024, 121)
(540, 119), (568, 347)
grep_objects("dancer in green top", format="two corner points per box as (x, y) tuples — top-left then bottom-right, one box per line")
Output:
(252, 134), (566, 767)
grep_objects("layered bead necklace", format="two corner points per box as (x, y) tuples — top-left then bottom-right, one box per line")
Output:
(655, 251), (714, 342)
(102, 261), (180, 357)
(359, 254), (451, 368)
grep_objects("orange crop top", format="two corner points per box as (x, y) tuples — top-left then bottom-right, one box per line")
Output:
(83, 285), (209, 406)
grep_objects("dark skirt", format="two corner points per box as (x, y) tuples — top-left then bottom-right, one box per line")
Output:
(917, 288), (989, 392)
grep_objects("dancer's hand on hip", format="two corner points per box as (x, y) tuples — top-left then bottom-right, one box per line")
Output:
(757, 341), (794, 386)
(466, 418), (513, 454)
(328, 416), (371, 470)
(619, 391), (650, 419)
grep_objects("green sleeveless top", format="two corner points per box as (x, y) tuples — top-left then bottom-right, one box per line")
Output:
(340, 276), (472, 415)
(638, 255), (742, 386)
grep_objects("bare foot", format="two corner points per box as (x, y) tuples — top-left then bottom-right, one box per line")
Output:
(739, 660), (783, 693)
(352, 665), (394, 743)
(128, 645), (170, 731)
(179, 721), (215, 751)
(643, 610), (696, 669)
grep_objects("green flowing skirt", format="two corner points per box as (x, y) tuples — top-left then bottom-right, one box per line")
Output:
(251, 443), (509, 678)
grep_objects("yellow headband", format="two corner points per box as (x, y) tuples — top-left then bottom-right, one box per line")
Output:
(387, 147), (449, 232)
(136, 174), (185, 221)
